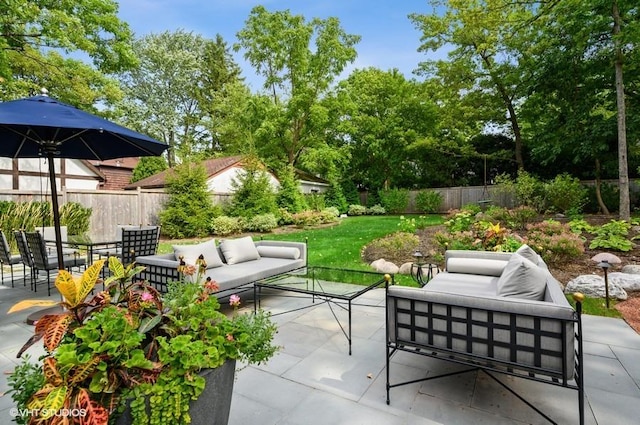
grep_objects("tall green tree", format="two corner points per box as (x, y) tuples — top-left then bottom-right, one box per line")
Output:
(411, 0), (536, 170)
(330, 68), (438, 191)
(521, 0), (639, 218)
(235, 6), (360, 167)
(0, 0), (135, 100)
(117, 31), (243, 166)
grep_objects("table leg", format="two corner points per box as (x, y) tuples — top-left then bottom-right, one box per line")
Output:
(348, 299), (352, 356)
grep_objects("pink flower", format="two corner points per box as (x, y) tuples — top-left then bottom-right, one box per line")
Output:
(226, 333), (234, 341)
(229, 294), (241, 307)
(140, 292), (154, 302)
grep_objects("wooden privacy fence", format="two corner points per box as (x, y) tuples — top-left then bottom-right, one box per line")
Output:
(0, 189), (236, 240)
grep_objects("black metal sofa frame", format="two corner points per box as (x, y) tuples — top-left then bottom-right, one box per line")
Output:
(385, 278), (585, 425)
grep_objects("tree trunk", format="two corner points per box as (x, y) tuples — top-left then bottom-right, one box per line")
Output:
(613, 1), (630, 221)
(594, 158), (610, 215)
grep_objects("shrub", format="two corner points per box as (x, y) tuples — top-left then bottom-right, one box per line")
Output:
(211, 215), (243, 236)
(276, 165), (307, 213)
(324, 179), (349, 213)
(443, 209), (475, 232)
(379, 188), (409, 214)
(348, 204), (367, 216)
(525, 220), (585, 263)
(434, 230), (476, 251)
(159, 163), (217, 238)
(398, 216), (417, 233)
(496, 171), (545, 212)
(305, 193), (325, 211)
(367, 204), (386, 215)
(227, 157), (278, 218)
(244, 214), (278, 233)
(322, 207), (340, 219)
(415, 190), (443, 213)
(363, 232), (419, 260)
(318, 208), (340, 224)
(291, 211), (323, 227)
(278, 208), (295, 225)
(544, 173), (587, 214)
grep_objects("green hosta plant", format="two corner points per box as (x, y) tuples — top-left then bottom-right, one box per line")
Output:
(10, 256), (278, 425)
(589, 220), (634, 252)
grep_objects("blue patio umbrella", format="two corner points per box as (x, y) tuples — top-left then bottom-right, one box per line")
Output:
(0, 94), (168, 269)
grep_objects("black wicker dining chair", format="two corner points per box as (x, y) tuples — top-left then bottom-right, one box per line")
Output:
(25, 231), (87, 296)
(0, 230), (21, 287)
(14, 230), (36, 288)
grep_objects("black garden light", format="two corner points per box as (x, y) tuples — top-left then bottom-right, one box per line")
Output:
(591, 252), (622, 309)
(410, 250), (439, 287)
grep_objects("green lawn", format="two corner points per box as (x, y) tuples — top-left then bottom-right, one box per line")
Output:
(159, 215), (443, 274)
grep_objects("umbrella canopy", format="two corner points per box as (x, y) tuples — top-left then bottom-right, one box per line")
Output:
(0, 95), (167, 160)
(0, 94), (168, 269)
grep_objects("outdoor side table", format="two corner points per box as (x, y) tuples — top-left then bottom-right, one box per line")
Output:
(254, 266), (390, 355)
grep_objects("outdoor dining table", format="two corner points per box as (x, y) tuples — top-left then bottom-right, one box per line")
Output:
(45, 237), (120, 265)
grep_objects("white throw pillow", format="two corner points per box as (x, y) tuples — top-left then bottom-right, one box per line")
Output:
(497, 254), (547, 301)
(173, 239), (224, 268)
(515, 244), (540, 265)
(219, 236), (260, 265)
(256, 246), (300, 260)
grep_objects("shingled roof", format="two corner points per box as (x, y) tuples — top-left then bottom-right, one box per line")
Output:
(125, 155), (243, 190)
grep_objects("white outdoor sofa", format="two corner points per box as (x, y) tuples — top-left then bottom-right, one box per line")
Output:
(385, 245), (584, 425)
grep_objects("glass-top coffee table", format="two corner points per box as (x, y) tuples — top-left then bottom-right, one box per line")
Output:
(254, 266), (392, 355)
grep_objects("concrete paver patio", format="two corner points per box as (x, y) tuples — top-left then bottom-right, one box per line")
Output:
(0, 274), (639, 424)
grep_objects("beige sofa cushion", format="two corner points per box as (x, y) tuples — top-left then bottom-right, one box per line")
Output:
(173, 239), (224, 268)
(219, 236), (260, 265)
(497, 254), (547, 300)
(516, 244), (541, 265)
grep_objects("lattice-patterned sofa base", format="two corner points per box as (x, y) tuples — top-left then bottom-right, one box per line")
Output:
(385, 249), (584, 425)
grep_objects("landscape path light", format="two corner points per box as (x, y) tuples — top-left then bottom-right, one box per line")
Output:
(591, 252), (622, 309)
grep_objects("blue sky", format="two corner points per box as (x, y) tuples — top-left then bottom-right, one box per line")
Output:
(116, 0), (439, 90)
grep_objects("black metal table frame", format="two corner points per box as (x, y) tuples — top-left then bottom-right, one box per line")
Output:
(46, 238), (120, 265)
(254, 266), (391, 355)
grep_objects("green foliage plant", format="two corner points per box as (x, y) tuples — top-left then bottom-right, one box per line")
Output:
(159, 163), (218, 238)
(243, 213), (279, 233)
(397, 216), (418, 233)
(324, 180), (349, 213)
(11, 256), (278, 425)
(415, 190), (443, 213)
(276, 165), (307, 213)
(59, 202), (92, 235)
(544, 173), (587, 214)
(496, 171), (545, 212)
(568, 218), (595, 235)
(305, 193), (326, 211)
(348, 204), (367, 216)
(378, 188), (409, 214)
(443, 209), (476, 232)
(589, 220), (633, 252)
(6, 355), (45, 425)
(367, 204), (386, 215)
(291, 211), (324, 228)
(131, 156), (168, 183)
(211, 215), (244, 236)
(227, 157), (278, 218)
(525, 220), (585, 263)
(364, 231), (419, 258)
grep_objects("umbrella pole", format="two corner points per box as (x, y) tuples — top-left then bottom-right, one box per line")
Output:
(46, 151), (64, 270)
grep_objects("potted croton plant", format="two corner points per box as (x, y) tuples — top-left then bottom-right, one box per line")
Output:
(8, 256), (278, 425)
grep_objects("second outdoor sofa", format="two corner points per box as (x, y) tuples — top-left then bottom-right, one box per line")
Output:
(385, 245), (585, 424)
(135, 236), (307, 295)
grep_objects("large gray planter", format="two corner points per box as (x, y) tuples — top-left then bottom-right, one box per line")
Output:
(116, 359), (236, 425)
